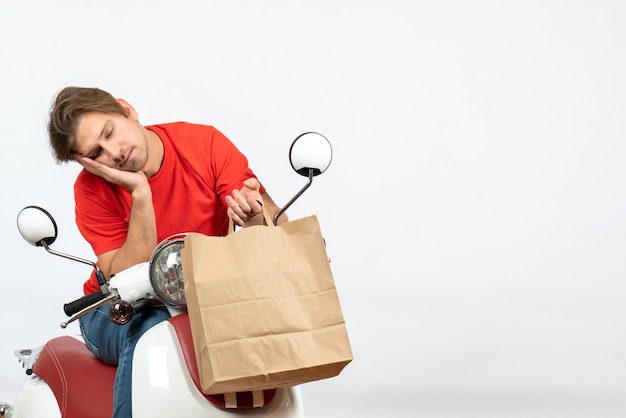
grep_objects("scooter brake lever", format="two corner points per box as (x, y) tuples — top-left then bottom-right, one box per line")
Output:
(60, 294), (119, 329)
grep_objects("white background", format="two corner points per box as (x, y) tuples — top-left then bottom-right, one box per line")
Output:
(1, 1), (626, 417)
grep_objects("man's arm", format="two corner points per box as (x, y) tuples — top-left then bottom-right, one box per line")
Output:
(96, 183), (158, 278)
(75, 154), (158, 278)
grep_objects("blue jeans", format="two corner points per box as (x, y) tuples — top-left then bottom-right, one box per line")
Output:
(79, 304), (171, 418)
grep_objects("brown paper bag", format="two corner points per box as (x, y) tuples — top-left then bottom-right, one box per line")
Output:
(181, 208), (352, 395)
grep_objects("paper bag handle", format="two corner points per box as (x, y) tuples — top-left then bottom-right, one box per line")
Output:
(227, 205), (275, 235)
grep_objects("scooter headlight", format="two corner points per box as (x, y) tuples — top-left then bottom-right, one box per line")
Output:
(149, 234), (187, 307)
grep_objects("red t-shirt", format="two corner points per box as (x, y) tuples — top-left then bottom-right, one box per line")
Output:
(75, 122), (264, 294)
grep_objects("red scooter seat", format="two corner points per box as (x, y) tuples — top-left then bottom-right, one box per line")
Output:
(33, 336), (115, 418)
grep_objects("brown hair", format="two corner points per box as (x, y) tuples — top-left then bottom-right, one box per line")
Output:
(48, 86), (126, 163)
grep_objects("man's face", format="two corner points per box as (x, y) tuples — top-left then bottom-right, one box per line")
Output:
(73, 111), (149, 172)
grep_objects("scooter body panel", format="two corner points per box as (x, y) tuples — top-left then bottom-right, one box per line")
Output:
(12, 376), (61, 418)
(132, 320), (304, 418)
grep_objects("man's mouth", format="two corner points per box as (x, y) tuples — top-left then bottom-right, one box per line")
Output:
(119, 149), (132, 168)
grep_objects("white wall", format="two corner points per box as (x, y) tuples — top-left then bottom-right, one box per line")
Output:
(2, 1), (626, 417)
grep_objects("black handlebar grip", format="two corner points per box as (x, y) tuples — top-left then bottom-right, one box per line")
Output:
(63, 290), (106, 317)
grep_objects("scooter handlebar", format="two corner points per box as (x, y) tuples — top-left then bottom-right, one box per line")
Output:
(63, 290), (106, 317)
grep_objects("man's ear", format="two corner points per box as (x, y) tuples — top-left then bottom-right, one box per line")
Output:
(116, 98), (139, 120)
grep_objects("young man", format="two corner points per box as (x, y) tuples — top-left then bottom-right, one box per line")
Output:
(47, 86), (285, 417)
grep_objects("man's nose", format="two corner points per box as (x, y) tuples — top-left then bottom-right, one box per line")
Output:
(101, 143), (122, 163)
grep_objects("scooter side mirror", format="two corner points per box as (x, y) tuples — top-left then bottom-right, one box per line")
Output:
(17, 206), (58, 247)
(273, 132), (333, 225)
(289, 132), (333, 177)
(16, 205), (108, 322)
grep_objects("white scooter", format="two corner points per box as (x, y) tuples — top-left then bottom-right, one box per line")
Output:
(1, 132), (333, 418)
